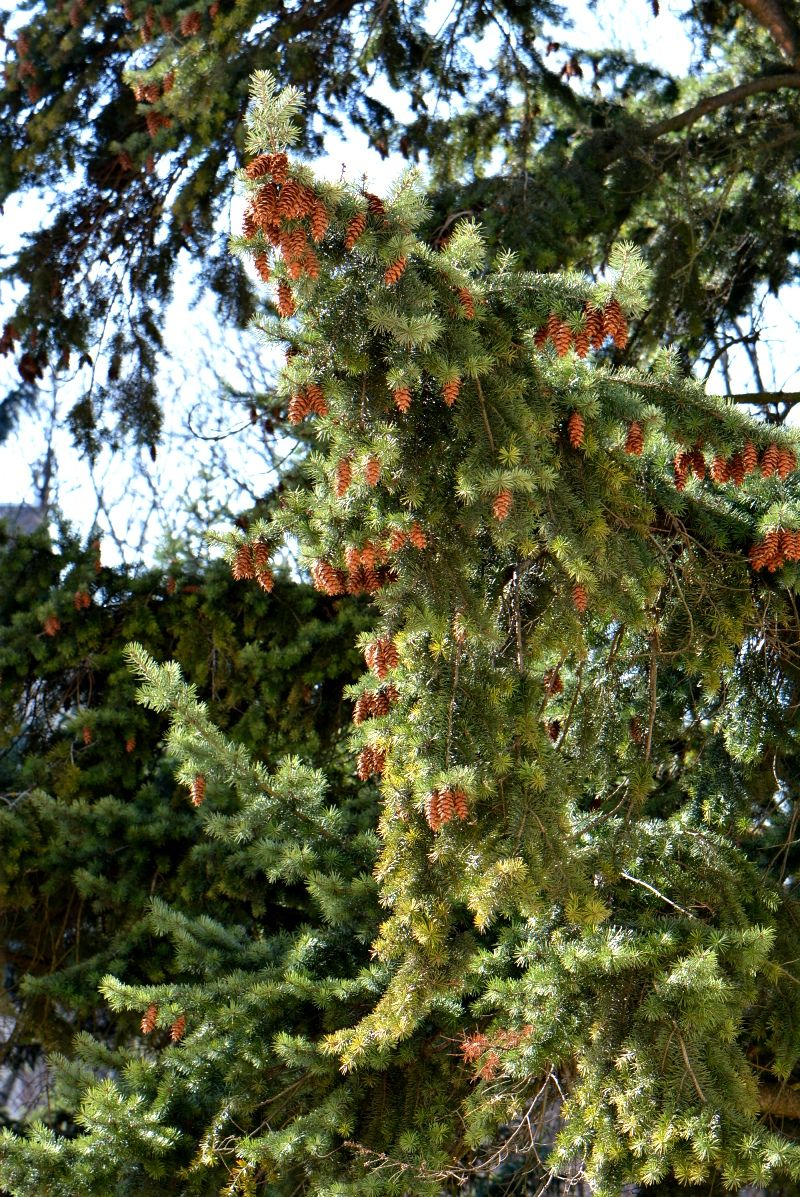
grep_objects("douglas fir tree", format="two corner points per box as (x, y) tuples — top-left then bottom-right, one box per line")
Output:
(3, 73), (800, 1197)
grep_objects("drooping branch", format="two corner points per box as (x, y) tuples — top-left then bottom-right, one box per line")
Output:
(645, 72), (800, 139)
(738, 0), (800, 62)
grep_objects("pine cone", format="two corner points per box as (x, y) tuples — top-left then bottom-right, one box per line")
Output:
(253, 182), (279, 228)
(312, 560), (346, 595)
(73, 589), (91, 610)
(787, 530), (800, 562)
(179, 11), (201, 36)
(603, 298), (628, 348)
(190, 775), (206, 806)
(365, 456), (381, 487)
(287, 392), (310, 424)
(344, 212), (367, 250)
(125, 737), (136, 753)
(335, 458), (352, 498)
(584, 304), (605, 349)
(690, 447), (706, 481)
(625, 421), (644, 455)
(255, 568), (274, 592)
(573, 328), (590, 358)
(673, 450), (691, 491)
(748, 539), (770, 570)
(246, 155), (272, 180)
(366, 193), (386, 220)
(82, 725), (93, 746)
(442, 378), (461, 407)
(453, 789), (469, 820)
(384, 256), (407, 286)
(310, 201), (329, 243)
(388, 529), (408, 553)
(266, 152), (289, 184)
(571, 582), (588, 613)
(305, 383), (328, 416)
(710, 454), (729, 483)
(457, 287), (475, 319)
(761, 443), (780, 478)
(408, 521), (427, 549)
(141, 1003), (158, 1034)
(425, 790), (442, 831)
(728, 451), (745, 487)
(567, 410), (585, 448)
(492, 488), (513, 521)
(277, 179), (304, 220)
(277, 281), (296, 318)
(170, 1015), (186, 1042)
(742, 440), (758, 474)
(438, 788), (455, 824)
(253, 252), (271, 282)
(552, 320), (573, 357)
(353, 692), (375, 724)
(393, 385), (412, 413)
(533, 325), (549, 350)
(778, 447), (797, 480)
(43, 614), (61, 636)
(547, 719), (561, 742)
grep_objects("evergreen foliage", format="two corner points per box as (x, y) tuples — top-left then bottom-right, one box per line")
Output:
(2, 1), (800, 445)
(3, 75), (800, 1196)
(0, 521), (369, 1131)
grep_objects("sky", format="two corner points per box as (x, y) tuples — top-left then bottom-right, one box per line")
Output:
(0, 0), (797, 563)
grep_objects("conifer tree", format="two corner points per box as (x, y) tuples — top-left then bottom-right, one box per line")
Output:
(2, 0), (799, 446)
(3, 73), (800, 1197)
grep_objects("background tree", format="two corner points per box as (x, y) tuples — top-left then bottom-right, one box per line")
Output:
(2, 74), (800, 1196)
(0, 520), (370, 1126)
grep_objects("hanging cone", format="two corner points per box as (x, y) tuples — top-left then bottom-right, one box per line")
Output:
(190, 775), (206, 806)
(492, 488), (513, 521)
(231, 543), (254, 580)
(625, 421), (644, 455)
(728, 452), (745, 487)
(442, 378), (461, 406)
(335, 458), (353, 498)
(170, 1015), (186, 1042)
(277, 280), (296, 318)
(584, 304), (604, 349)
(571, 582), (588, 613)
(567, 411), (585, 448)
(141, 1003), (158, 1034)
(408, 521), (427, 549)
(742, 440), (758, 474)
(457, 287), (475, 319)
(364, 456), (381, 486)
(710, 454), (729, 483)
(344, 212), (367, 250)
(393, 385), (412, 413)
(778, 447), (797, 480)
(761, 443), (780, 478)
(384, 256), (408, 285)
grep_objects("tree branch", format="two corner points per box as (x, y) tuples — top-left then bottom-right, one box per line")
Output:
(728, 391), (800, 407)
(737, 0), (800, 63)
(759, 1082), (800, 1119)
(646, 72), (800, 139)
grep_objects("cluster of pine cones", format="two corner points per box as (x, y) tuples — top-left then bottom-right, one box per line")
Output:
(676, 440), (795, 491)
(749, 529), (800, 571)
(425, 786), (469, 831)
(364, 637), (400, 679)
(352, 685), (400, 724)
(357, 745), (386, 779)
(231, 540), (274, 591)
(287, 383), (328, 424)
(242, 152), (329, 303)
(534, 299), (628, 357)
(311, 526), (427, 596)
